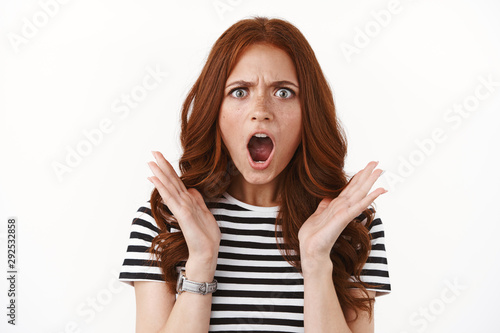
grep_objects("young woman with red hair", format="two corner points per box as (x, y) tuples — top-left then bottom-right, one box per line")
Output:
(119, 16), (391, 333)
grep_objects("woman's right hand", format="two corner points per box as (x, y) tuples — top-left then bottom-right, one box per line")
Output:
(147, 151), (221, 281)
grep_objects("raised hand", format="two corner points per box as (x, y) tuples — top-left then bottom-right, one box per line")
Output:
(147, 151), (221, 280)
(298, 161), (387, 271)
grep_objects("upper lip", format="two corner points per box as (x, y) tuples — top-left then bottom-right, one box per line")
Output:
(246, 129), (276, 147)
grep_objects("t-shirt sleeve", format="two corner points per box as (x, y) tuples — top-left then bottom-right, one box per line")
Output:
(118, 201), (166, 287)
(351, 211), (392, 297)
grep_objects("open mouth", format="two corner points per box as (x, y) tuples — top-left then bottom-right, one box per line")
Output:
(247, 133), (274, 164)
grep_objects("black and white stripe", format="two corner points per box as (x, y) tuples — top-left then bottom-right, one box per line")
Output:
(119, 192), (391, 332)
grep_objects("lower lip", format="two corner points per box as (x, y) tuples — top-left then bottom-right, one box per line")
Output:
(247, 146), (275, 170)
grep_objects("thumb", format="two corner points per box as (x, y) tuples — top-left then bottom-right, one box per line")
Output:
(314, 197), (331, 215)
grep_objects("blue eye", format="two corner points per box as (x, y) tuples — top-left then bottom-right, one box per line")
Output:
(275, 88), (294, 98)
(230, 88), (247, 98)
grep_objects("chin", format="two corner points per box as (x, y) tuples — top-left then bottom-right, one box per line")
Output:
(238, 169), (276, 185)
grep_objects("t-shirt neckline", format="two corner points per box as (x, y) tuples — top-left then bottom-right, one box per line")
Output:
(222, 191), (280, 213)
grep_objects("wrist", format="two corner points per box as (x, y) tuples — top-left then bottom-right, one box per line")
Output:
(300, 252), (333, 278)
(185, 256), (218, 282)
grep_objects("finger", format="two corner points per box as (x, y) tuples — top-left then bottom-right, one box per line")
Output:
(148, 173), (199, 229)
(148, 153), (187, 197)
(340, 161), (380, 199)
(188, 187), (207, 210)
(362, 167), (384, 192)
(347, 187), (387, 218)
(148, 175), (190, 228)
(147, 173), (181, 209)
(315, 197), (332, 215)
(350, 161), (379, 188)
(152, 151), (187, 194)
(151, 151), (186, 194)
(148, 161), (183, 201)
(348, 167), (385, 204)
(359, 160), (380, 182)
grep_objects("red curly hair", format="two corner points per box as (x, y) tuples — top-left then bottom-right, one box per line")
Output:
(148, 16), (380, 321)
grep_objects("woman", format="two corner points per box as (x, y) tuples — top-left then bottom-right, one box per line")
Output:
(119, 16), (391, 332)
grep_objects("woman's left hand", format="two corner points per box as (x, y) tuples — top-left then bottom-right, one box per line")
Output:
(298, 161), (387, 270)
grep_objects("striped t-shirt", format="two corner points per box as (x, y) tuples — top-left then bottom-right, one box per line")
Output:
(119, 191), (391, 332)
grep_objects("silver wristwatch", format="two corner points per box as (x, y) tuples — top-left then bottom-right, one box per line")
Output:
(176, 267), (217, 295)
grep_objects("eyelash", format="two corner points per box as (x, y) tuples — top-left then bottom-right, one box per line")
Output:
(228, 87), (296, 98)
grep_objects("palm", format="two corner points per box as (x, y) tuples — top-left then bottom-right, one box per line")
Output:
(298, 161), (386, 259)
(147, 151), (221, 258)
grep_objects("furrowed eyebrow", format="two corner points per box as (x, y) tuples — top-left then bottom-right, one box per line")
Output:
(225, 80), (254, 89)
(271, 80), (299, 89)
(225, 80), (299, 89)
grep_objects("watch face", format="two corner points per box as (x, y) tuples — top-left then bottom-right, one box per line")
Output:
(176, 269), (185, 293)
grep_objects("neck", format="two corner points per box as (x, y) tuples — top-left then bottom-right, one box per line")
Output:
(226, 175), (280, 207)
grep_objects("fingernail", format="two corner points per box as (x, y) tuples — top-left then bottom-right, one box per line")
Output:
(380, 170), (385, 176)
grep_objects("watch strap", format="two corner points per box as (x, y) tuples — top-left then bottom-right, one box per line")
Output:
(176, 267), (217, 295)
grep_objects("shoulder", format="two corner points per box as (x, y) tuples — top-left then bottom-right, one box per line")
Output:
(118, 200), (165, 287)
(130, 200), (161, 236)
(359, 209), (391, 296)
(357, 209), (385, 235)
(366, 211), (387, 248)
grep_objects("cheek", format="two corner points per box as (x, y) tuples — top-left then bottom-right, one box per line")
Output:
(219, 107), (231, 133)
(219, 104), (236, 127)
(282, 113), (302, 145)
(218, 114), (230, 146)
(219, 113), (240, 151)
(293, 117), (302, 142)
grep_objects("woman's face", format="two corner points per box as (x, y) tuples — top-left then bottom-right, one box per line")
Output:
(219, 43), (302, 191)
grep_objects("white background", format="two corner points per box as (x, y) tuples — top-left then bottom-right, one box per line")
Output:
(1, 0), (499, 332)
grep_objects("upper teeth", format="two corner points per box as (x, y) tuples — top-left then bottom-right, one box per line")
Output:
(254, 133), (268, 138)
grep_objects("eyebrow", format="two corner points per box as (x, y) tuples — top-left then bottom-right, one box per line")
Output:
(225, 80), (299, 90)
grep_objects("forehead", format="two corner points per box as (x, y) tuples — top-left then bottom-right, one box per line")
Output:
(227, 43), (298, 83)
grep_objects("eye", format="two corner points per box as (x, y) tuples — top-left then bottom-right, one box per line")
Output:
(230, 88), (248, 98)
(275, 88), (294, 99)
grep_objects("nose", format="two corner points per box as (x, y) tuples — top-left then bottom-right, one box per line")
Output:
(250, 95), (273, 122)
